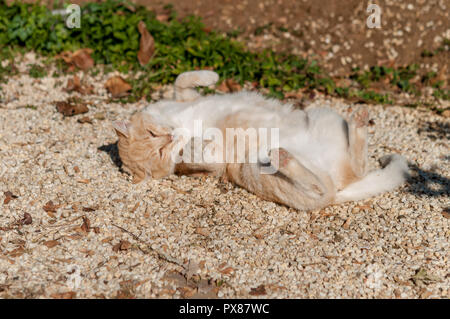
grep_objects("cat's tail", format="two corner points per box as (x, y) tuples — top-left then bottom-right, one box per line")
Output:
(174, 70), (219, 102)
(335, 154), (409, 204)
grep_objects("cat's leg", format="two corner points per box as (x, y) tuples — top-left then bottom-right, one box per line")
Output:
(175, 162), (226, 177)
(174, 137), (226, 177)
(347, 106), (369, 177)
(226, 148), (336, 211)
(174, 70), (219, 102)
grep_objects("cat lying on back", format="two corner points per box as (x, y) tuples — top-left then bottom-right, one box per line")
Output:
(113, 70), (409, 211)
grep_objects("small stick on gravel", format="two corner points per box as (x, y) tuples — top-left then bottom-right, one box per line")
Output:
(111, 223), (184, 267)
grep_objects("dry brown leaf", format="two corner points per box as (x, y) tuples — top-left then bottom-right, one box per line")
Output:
(51, 291), (76, 299)
(8, 247), (25, 258)
(79, 249), (94, 257)
(442, 208), (450, 219)
(219, 267), (234, 275)
(71, 226), (85, 234)
(113, 240), (131, 252)
(0, 284), (11, 292)
(195, 227), (210, 237)
(120, 240), (131, 250)
(77, 116), (92, 124)
(65, 75), (94, 95)
(43, 201), (61, 213)
(249, 284), (267, 296)
(81, 216), (90, 233)
(65, 234), (83, 240)
(102, 236), (114, 243)
(20, 213), (32, 225)
(82, 206), (97, 212)
(71, 49), (94, 71)
(43, 240), (59, 248)
(105, 76), (132, 98)
(217, 79), (242, 93)
(58, 49), (94, 71)
(3, 191), (18, 204)
(137, 21), (155, 66)
(58, 51), (73, 64)
(73, 166), (80, 174)
(55, 100), (89, 116)
(225, 79), (242, 92)
(66, 75), (81, 91)
(217, 81), (230, 93)
(54, 258), (74, 264)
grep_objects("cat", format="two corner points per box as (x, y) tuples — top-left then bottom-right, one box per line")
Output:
(112, 70), (409, 211)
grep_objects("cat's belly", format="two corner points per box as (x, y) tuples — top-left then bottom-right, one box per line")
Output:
(281, 132), (347, 186)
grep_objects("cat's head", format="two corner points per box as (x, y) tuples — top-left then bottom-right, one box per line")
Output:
(113, 112), (175, 183)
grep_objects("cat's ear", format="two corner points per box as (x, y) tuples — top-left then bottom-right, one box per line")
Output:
(113, 120), (130, 138)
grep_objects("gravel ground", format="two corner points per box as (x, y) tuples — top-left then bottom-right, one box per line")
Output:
(0, 53), (449, 299)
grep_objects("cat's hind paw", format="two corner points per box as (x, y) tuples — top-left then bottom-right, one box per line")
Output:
(350, 106), (369, 128)
(175, 70), (219, 89)
(268, 148), (307, 180)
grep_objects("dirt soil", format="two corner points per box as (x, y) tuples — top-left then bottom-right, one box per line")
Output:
(49, 0), (450, 78)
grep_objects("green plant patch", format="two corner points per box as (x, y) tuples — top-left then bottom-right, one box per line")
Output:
(0, 0), (447, 105)
(27, 63), (47, 78)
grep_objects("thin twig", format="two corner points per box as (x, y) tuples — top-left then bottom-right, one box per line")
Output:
(111, 223), (184, 267)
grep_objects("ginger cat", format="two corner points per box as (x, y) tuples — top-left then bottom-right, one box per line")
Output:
(113, 71), (409, 211)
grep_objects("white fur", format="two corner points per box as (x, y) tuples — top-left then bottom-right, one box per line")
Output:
(335, 154), (409, 203)
(141, 72), (409, 205)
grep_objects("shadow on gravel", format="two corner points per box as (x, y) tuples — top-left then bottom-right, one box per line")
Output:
(417, 120), (450, 140)
(406, 164), (450, 198)
(98, 142), (122, 169)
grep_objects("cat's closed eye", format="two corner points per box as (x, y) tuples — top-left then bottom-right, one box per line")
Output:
(147, 129), (157, 137)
